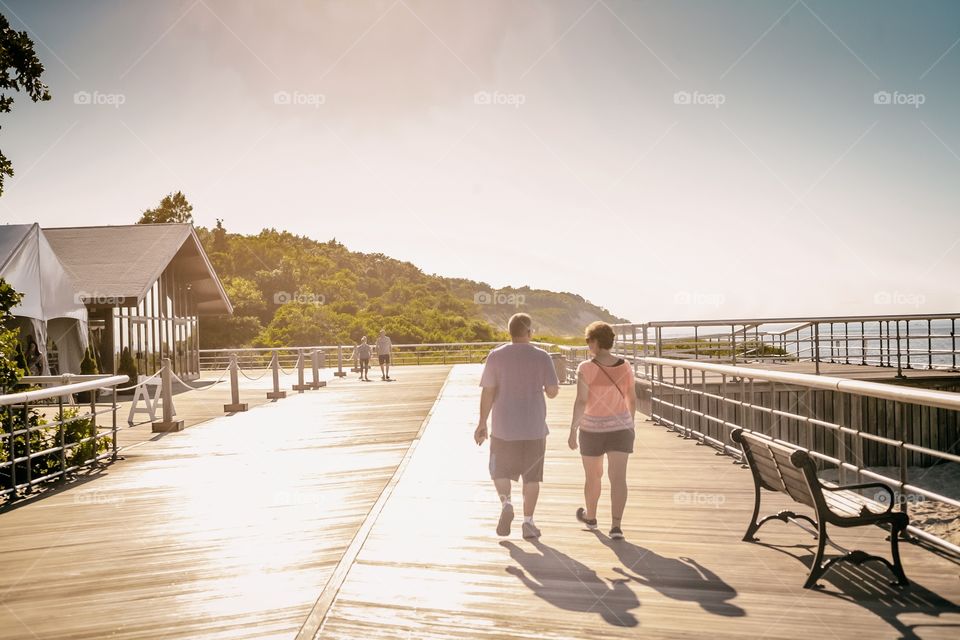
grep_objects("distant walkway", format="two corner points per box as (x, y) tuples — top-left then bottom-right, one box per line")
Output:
(308, 365), (960, 640)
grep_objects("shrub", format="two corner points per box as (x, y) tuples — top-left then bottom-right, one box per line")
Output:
(116, 347), (138, 392)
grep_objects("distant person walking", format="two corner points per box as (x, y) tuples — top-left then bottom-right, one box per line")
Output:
(376, 329), (393, 380)
(568, 321), (636, 540)
(475, 313), (560, 539)
(351, 337), (372, 382)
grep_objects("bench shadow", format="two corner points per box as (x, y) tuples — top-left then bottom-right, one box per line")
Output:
(592, 531), (745, 617)
(754, 539), (960, 640)
(500, 540), (640, 627)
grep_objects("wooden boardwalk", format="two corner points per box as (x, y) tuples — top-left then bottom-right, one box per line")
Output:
(312, 365), (960, 639)
(1, 364), (959, 639)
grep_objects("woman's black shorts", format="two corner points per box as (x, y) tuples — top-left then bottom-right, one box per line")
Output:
(578, 428), (635, 456)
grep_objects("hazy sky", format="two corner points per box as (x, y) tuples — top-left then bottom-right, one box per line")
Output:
(0, 0), (958, 322)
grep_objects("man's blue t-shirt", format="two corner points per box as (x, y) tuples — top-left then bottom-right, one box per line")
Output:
(480, 343), (559, 441)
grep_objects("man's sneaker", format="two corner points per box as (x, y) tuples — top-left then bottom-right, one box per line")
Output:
(522, 521), (541, 539)
(496, 502), (514, 536)
(576, 507), (598, 530)
(609, 526), (624, 540)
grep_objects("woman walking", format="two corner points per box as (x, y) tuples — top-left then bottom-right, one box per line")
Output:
(568, 321), (636, 539)
(351, 337), (372, 382)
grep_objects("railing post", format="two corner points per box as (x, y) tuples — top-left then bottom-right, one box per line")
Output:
(861, 321), (867, 365)
(267, 351), (287, 400)
(293, 348), (311, 392)
(730, 324), (737, 365)
(813, 323), (821, 375)
(334, 345), (347, 378)
(224, 353), (249, 412)
(952, 318), (957, 371)
(895, 321), (905, 379)
(310, 350), (326, 389)
(152, 358), (184, 432)
(58, 394), (67, 478)
(111, 385), (118, 461)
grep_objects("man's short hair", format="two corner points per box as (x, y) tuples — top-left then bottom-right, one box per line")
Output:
(508, 313), (533, 338)
(585, 321), (615, 350)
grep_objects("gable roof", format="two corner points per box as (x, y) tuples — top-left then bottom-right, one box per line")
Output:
(43, 223), (232, 315)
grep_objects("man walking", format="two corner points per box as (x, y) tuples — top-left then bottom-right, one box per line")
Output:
(475, 313), (559, 539)
(376, 329), (393, 380)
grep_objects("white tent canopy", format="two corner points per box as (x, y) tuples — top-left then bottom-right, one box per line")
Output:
(0, 224), (88, 374)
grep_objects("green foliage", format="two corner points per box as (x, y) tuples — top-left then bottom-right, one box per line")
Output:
(0, 409), (110, 485)
(0, 277), (24, 389)
(58, 408), (109, 466)
(194, 223), (619, 348)
(77, 348), (99, 402)
(138, 190), (194, 224)
(116, 347), (137, 387)
(0, 14), (51, 197)
(80, 347), (98, 375)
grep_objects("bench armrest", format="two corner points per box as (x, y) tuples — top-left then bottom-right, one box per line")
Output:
(824, 482), (895, 513)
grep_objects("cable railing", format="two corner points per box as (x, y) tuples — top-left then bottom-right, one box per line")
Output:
(200, 342), (546, 372)
(608, 313), (960, 376)
(639, 355), (960, 555)
(1, 374), (128, 500)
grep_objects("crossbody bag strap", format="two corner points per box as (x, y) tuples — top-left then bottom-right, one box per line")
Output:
(591, 358), (626, 400)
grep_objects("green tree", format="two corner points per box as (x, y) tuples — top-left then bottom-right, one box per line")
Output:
(0, 14), (51, 197)
(0, 277), (24, 389)
(138, 191), (194, 224)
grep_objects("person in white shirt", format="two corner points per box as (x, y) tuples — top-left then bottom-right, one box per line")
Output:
(375, 329), (393, 380)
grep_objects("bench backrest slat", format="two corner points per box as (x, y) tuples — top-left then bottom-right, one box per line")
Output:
(732, 429), (819, 510)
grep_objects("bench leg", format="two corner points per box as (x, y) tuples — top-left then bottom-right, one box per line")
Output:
(889, 522), (910, 587)
(743, 481), (763, 541)
(803, 521), (829, 589)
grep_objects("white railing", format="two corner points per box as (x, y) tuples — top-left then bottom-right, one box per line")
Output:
(641, 356), (960, 555)
(1, 374), (128, 499)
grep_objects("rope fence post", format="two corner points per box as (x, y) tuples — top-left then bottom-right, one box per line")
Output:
(223, 353), (249, 412)
(334, 345), (347, 377)
(310, 350), (326, 389)
(152, 359), (184, 432)
(293, 348), (312, 392)
(267, 350), (287, 400)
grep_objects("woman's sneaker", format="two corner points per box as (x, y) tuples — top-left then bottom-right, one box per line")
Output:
(609, 526), (624, 540)
(576, 507), (598, 530)
(522, 521), (541, 539)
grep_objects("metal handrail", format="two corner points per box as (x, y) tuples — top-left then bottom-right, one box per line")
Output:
(640, 355), (960, 555)
(1, 375), (128, 406)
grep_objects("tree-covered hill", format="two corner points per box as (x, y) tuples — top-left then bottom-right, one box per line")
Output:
(195, 222), (627, 349)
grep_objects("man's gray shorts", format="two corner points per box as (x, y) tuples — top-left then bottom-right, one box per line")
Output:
(489, 436), (546, 484)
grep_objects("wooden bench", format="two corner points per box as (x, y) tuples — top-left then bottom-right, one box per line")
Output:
(731, 428), (910, 589)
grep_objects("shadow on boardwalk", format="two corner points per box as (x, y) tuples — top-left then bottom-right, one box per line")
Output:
(501, 536), (744, 627)
(757, 539), (960, 640)
(593, 532), (745, 618)
(501, 540), (640, 627)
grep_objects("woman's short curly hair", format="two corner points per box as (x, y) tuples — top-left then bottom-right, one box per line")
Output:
(585, 321), (615, 350)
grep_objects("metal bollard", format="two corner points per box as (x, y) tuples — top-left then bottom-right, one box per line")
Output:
(293, 348), (312, 392)
(223, 353), (249, 412)
(334, 345), (347, 377)
(152, 358), (184, 432)
(310, 350), (326, 389)
(267, 350), (287, 400)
